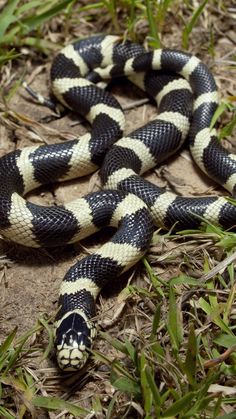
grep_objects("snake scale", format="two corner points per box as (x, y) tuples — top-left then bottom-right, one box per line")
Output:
(0, 35), (235, 371)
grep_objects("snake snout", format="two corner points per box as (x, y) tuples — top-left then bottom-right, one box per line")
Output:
(55, 311), (97, 370)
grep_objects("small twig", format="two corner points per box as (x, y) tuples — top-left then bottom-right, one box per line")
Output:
(199, 250), (236, 283)
(204, 345), (236, 368)
(215, 60), (236, 66)
(123, 97), (150, 110)
(216, 49), (236, 61)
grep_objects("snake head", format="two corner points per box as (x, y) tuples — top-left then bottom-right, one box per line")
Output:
(54, 311), (97, 371)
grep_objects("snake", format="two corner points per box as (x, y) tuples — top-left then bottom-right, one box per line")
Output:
(0, 35), (235, 371)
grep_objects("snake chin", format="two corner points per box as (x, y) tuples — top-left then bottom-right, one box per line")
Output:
(56, 331), (90, 371)
(57, 346), (89, 371)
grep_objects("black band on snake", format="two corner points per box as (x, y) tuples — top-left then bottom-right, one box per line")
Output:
(0, 35), (235, 371)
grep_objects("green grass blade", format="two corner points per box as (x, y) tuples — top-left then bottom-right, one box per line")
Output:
(182, 0), (209, 49)
(100, 332), (129, 355)
(4, 340), (27, 374)
(0, 0), (75, 45)
(150, 303), (161, 340)
(198, 297), (234, 335)
(0, 327), (17, 356)
(103, 0), (119, 32)
(170, 274), (200, 286)
(124, 338), (137, 364)
(140, 352), (153, 415)
(162, 391), (196, 417)
(0, 328), (18, 373)
(150, 342), (165, 360)
(216, 413), (236, 419)
(210, 102), (229, 130)
(32, 396), (90, 416)
(0, 406), (15, 419)
(184, 394), (217, 417)
(184, 323), (197, 387)
(21, 0), (75, 34)
(16, 0), (44, 15)
(220, 114), (236, 139)
(0, 0), (20, 38)
(38, 317), (54, 360)
(143, 257), (166, 295)
(106, 393), (118, 419)
(167, 286), (183, 351)
(111, 375), (141, 396)
(145, 366), (161, 416)
(214, 333), (236, 348)
(145, 0), (161, 48)
(0, 49), (21, 65)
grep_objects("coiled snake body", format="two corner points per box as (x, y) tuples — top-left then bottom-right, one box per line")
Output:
(1, 35), (235, 370)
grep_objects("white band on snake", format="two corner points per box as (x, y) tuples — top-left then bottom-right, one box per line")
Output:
(0, 35), (235, 370)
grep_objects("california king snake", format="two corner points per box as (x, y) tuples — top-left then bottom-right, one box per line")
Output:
(1, 35), (236, 371)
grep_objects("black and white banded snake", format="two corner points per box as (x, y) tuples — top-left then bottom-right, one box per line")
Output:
(0, 35), (235, 370)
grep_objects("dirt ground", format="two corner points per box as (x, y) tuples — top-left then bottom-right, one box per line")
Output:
(0, 4), (235, 414)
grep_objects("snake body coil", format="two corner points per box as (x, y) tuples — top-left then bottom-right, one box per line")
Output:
(0, 35), (235, 370)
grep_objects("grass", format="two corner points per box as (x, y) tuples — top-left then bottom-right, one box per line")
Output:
(1, 228), (236, 417)
(0, 0), (210, 57)
(91, 226), (236, 417)
(0, 0), (236, 417)
(182, 0), (209, 49)
(0, 0), (76, 54)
